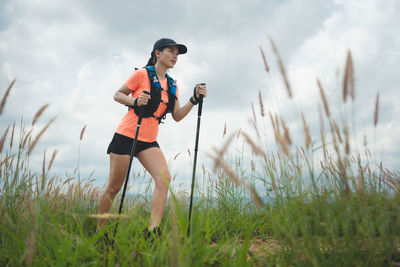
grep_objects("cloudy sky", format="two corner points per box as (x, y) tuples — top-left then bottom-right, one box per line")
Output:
(1, 0), (399, 190)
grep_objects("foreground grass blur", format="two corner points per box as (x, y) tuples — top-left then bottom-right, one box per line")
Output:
(1, 41), (400, 266)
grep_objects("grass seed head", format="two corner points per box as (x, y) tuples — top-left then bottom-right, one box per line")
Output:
(28, 116), (57, 155)
(374, 93), (379, 127)
(259, 46), (270, 73)
(269, 36), (293, 98)
(79, 125), (87, 140)
(47, 149), (58, 172)
(301, 112), (311, 149)
(0, 125), (10, 154)
(241, 131), (266, 157)
(258, 90), (265, 117)
(343, 50), (355, 102)
(317, 78), (331, 118)
(223, 122), (227, 137)
(32, 104), (49, 126)
(0, 79), (16, 116)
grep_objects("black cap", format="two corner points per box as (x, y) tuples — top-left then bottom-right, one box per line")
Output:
(153, 38), (187, 54)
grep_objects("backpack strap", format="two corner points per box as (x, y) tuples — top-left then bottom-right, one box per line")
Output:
(156, 74), (176, 124)
(130, 66), (177, 124)
(132, 66), (161, 118)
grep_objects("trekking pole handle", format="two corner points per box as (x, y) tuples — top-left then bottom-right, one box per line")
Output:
(196, 83), (205, 116)
(137, 91), (150, 124)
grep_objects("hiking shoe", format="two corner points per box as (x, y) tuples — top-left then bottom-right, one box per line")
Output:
(142, 228), (152, 240)
(142, 227), (162, 241)
(152, 227), (162, 237)
(96, 232), (114, 250)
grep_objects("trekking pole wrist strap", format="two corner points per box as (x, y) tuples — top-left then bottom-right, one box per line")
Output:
(126, 98), (138, 110)
(133, 98), (139, 108)
(190, 96), (198, 105)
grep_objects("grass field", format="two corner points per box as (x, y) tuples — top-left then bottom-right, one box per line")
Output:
(1, 44), (399, 266)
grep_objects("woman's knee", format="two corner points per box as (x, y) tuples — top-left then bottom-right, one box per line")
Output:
(105, 183), (122, 197)
(154, 170), (171, 189)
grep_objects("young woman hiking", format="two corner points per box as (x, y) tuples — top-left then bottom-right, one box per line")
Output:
(97, 38), (208, 239)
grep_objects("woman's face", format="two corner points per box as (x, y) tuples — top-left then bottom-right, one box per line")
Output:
(156, 46), (179, 68)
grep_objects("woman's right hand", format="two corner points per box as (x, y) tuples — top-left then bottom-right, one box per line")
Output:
(135, 91), (151, 107)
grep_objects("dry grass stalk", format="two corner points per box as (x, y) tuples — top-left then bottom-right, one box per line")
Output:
(80, 125), (87, 140)
(344, 125), (350, 155)
(0, 79), (16, 115)
(317, 78), (331, 118)
(10, 121), (15, 149)
(278, 129), (289, 156)
(41, 150), (46, 191)
(374, 93), (379, 127)
(88, 213), (130, 219)
(343, 50), (354, 102)
(62, 177), (74, 185)
(47, 149), (58, 172)
(23, 220), (36, 266)
(356, 158), (366, 194)
(170, 199), (180, 267)
(223, 122), (227, 137)
(210, 153), (242, 186)
(0, 154), (15, 168)
(210, 153), (262, 207)
(331, 128), (340, 156)
(280, 117), (292, 145)
(22, 129), (33, 150)
(32, 104), (49, 126)
(318, 106), (328, 159)
(0, 125), (10, 153)
(215, 132), (235, 164)
(245, 183), (263, 207)
(268, 111), (279, 144)
(268, 112), (289, 155)
(249, 118), (262, 139)
(301, 113), (311, 149)
(258, 91), (265, 117)
(259, 46), (270, 73)
(236, 128), (241, 139)
(380, 171), (400, 191)
(241, 132), (266, 157)
(321, 129), (327, 160)
(173, 153), (181, 160)
(28, 116), (57, 155)
(333, 120), (343, 144)
(251, 102), (257, 123)
(46, 177), (55, 198)
(269, 37), (293, 98)
(295, 150), (303, 177)
(338, 160), (350, 195)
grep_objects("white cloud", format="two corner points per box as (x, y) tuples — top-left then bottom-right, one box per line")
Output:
(1, 0), (399, 190)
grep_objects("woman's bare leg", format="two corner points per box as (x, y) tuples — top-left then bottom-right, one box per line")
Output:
(97, 153), (130, 230)
(137, 147), (171, 230)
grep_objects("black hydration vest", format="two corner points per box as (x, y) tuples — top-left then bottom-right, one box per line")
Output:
(132, 66), (177, 124)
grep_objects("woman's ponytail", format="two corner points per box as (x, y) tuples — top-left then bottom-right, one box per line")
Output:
(145, 51), (156, 66)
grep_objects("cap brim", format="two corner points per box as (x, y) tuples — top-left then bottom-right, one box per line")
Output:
(177, 44), (187, 54)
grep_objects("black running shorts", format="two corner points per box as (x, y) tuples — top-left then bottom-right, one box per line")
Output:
(107, 133), (159, 157)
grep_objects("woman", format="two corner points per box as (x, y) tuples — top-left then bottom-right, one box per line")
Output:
(97, 38), (208, 238)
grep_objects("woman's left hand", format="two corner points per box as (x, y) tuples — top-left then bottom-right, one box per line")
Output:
(195, 83), (208, 99)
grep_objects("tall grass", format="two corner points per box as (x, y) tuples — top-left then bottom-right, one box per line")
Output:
(207, 41), (400, 266)
(1, 39), (399, 266)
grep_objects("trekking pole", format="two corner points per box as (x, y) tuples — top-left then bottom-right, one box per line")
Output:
(187, 88), (205, 236)
(112, 92), (148, 243)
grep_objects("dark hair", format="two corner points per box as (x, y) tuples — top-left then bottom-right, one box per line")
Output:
(145, 48), (165, 66)
(145, 51), (156, 66)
